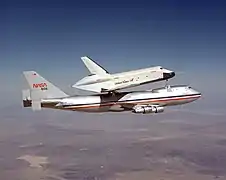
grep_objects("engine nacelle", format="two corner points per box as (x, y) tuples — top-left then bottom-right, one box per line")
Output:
(132, 106), (164, 114)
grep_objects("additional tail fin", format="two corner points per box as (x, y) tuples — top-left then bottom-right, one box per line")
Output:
(81, 56), (109, 75)
(23, 71), (68, 111)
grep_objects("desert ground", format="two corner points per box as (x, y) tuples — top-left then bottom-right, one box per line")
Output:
(0, 105), (226, 180)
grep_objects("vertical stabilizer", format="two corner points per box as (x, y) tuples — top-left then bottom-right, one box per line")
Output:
(81, 56), (109, 75)
(22, 71), (68, 110)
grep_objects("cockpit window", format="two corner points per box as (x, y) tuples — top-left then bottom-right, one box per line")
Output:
(160, 67), (163, 69)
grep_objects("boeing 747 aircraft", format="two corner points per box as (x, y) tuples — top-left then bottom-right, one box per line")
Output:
(22, 71), (201, 114)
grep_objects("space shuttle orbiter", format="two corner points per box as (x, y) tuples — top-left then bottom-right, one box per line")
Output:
(72, 56), (175, 93)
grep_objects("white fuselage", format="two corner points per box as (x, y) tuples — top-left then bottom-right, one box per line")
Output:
(39, 85), (201, 113)
(73, 66), (175, 93)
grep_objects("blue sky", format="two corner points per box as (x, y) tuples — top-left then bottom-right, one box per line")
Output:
(1, 0), (226, 112)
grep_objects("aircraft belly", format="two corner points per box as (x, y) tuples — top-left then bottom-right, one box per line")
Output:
(156, 97), (198, 106)
(75, 106), (105, 112)
(69, 104), (124, 112)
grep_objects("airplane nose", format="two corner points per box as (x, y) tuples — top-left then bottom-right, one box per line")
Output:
(194, 91), (202, 98)
(163, 72), (175, 80)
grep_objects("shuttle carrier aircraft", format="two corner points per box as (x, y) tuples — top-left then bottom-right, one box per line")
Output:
(22, 71), (201, 114)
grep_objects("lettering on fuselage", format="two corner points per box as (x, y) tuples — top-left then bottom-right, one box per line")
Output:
(115, 78), (134, 85)
(32, 83), (48, 90)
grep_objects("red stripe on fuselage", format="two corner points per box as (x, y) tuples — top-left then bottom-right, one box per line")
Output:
(64, 94), (201, 110)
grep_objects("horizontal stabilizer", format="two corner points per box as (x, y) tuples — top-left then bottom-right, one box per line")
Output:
(22, 89), (31, 107)
(32, 100), (41, 111)
(22, 89), (31, 100)
(81, 56), (109, 75)
(31, 89), (42, 111)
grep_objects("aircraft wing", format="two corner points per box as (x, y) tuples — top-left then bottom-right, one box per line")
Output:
(73, 80), (116, 93)
(73, 82), (138, 93)
(81, 56), (109, 75)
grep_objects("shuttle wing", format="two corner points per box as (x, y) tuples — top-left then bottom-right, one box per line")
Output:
(81, 56), (109, 75)
(73, 80), (115, 93)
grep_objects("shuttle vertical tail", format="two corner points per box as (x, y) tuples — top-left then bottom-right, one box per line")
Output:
(81, 56), (109, 75)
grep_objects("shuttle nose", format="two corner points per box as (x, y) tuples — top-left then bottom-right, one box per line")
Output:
(163, 72), (175, 80)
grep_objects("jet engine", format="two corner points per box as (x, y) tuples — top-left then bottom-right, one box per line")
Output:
(132, 106), (164, 114)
